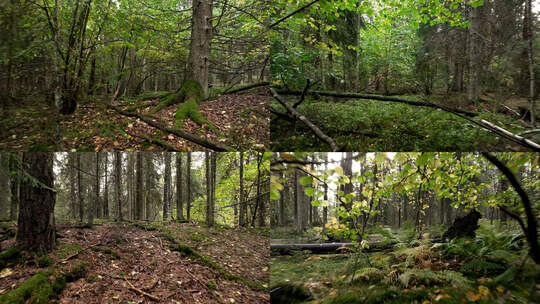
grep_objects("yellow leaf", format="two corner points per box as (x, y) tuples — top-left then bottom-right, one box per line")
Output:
(466, 291), (480, 302)
(478, 285), (489, 296)
(113, 141), (119, 146)
(0, 268), (13, 279)
(496, 285), (504, 293)
(422, 300), (431, 304)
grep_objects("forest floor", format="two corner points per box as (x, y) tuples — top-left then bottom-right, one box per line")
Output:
(0, 220), (269, 303)
(270, 92), (539, 151)
(270, 221), (540, 304)
(0, 90), (269, 151)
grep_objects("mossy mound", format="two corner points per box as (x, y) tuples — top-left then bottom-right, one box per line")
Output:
(0, 271), (63, 304)
(0, 246), (22, 269)
(270, 282), (312, 304)
(148, 80), (218, 132)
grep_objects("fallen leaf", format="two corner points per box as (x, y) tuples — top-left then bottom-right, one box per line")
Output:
(0, 268), (13, 279)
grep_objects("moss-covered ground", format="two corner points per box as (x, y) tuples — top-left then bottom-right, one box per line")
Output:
(270, 220), (540, 303)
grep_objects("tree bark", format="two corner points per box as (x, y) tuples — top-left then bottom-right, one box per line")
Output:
(186, 153), (192, 221)
(115, 152), (122, 221)
(17, 153), (56, 252)
(176, 152), (184, 221)
(135, 153), (143, 220)
(77, 153), (84, 222)
(9, 154), (20, 221)
(103, 153), (109, 218)
(163, 152), (171, 220)
(186, 0), (213, 99)
(239, 152), (246, 227)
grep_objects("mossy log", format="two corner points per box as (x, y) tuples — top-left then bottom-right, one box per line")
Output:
(270, 241), (396, 255)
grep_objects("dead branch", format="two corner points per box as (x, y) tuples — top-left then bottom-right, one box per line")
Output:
(107, 104), (233, 151)
(60, 242), (102, 263)
(124, 129), (178, 151)
(293, 79), (311, 108)
(478, 120), (540, 151)
(270, 88), (339, 151)
(125, 277), (161, 302)
(222, 82), (269, 94)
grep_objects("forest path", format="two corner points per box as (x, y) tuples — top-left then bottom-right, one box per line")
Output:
(0, 93), (269, 151)
(163, 222), (269, 285)
(62, 93), (269, 151)
(0, 222), (269, 303)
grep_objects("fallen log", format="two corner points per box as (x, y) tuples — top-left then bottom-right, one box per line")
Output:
(124, 129), (178, 151)
(276, 89), (479, 117)
(270, 241), (396, 255)
(222, 82), (269, 94)
(107, 104), (232, 151)
(270, 88), (340, 151)
(478, 120), (540, 150)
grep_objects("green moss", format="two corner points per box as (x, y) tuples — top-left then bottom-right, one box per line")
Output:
(54, 244), (83, 260)
(0, 271), (60, 304)
(37, 256), (52, 268)
(65, 262), (88, 282)
(92, 247), (120, 259)
(0, 246), (22, 269)
(206, 280), (217, 290)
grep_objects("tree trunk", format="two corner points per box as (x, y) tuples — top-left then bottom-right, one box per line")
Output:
(77, 153), (84, 222)
(9, 154), (20, 221)
(468, 5), (480, 103)
(163, 152), (171, 220)
(103, 153), (109, 218)
(525, 0), (536, 126)
(135, 153), (143, 220)
(17, 153), (56, 252)
(176, 152), (184, 221)
(186, 153), (192, 221)
(115, 152), (122, 221)
(239, 152), (246, 227)
(186, 0), (213, 99)
(0, 154), (10, 220)
(68, 153), (76, 218)
(127, 153), (134, 220)
(256, 153), (265, 227)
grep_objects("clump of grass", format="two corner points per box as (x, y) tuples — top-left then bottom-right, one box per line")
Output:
(206, 281), (217, 290)
(37, 256), (53, 268)
(0, 246), (22, 269)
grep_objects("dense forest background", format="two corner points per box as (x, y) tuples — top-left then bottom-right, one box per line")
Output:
(0, 152), (270, 227)
(270, 0), (540, 151)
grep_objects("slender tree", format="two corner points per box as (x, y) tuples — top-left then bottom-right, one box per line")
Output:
(135, 153), (143, 220)
(239, 152), (246, 227)
(176, 152), (184, 221)
(115, 152), (122, 221)
(186, 152), (192, 221)
(163, 152), (171, 220)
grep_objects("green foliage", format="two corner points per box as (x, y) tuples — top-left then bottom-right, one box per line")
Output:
(206, 280), (217, 290)
(460, 259), (504, 277)
(270, 282), (312, 304)
(271, 98), (518, 151)
(54, 244), (83, 260)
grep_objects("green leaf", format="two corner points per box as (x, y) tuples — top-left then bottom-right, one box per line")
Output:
(270, 189), (280, 200)
(299, 176), (313, 186)
(304, 187), (316, 196)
